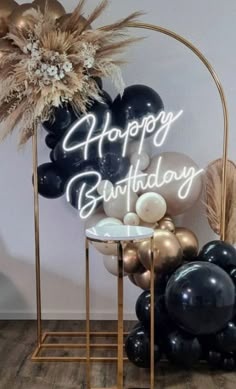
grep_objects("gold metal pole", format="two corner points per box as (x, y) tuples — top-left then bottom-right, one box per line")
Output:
(32, 125), (42, 347)
(117, 242), (124, 389)
(86, 238), (91, 389)
(150, 238), (155, 389)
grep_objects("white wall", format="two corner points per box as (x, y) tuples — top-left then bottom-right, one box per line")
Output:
(0, 0), (236, 320)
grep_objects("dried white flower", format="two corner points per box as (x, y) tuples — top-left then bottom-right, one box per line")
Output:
(63, 61), (73, 73)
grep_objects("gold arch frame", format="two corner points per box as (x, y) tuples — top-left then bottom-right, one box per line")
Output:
(31, 22), (229, 385)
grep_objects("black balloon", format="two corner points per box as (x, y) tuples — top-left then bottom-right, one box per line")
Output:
(198, 240), (236, 273)
(45, 133), (61, 149)
(112, 84), (164, 136)
(125, 324), (160, 368)
(165, 330), (201, 368)
(67, 164), (101, 210)
(102, 90), (112, 107)
(215, 322), (236, 352)
(97, 152), (129, 184)
(52, 141), (87, 174)
(43, 104), (76, 135)
(230, 268), (236, 285)
(165, 262), (235, 335)
(207, 351), (222, 369)
(222, 354), (235, 371)
(37, 163), (65, 199)
(93, 77), (103, 89)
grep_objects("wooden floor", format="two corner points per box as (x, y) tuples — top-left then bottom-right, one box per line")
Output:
(0, 320), (236, 389)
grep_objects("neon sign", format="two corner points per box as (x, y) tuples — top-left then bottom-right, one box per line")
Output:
(63, 110), (204, 219)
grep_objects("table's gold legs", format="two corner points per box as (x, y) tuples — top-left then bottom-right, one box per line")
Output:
(150, 238), (155, 389)
(117, 242), (124, 389)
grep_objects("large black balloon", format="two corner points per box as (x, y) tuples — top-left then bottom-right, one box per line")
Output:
(214, 322), (236, 352)
(198, 240), (236, 273)
(52, 141), (88, 175)
(165, 330), (201, 368)
(207, 350), (222, 369)
(125, 324), (160, 368)
(37, 163), (65, 199)
(222, 354), (235, 371)
(43, 104), (76, 135)
(67, 164), (101, 211)
(165, 262), (235, 335)
(112, 84), (164, 136)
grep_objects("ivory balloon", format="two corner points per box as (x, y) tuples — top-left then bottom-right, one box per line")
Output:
(139, 229), (183, 273)
(123, 243), (142, 273)
(175, 227), (199, 260)
(127, 140), (150, 156)
(9, 4), (36, 30)
(84, 211), (106, 229)
(123, 212), (140, 226)
(134, 270), (157, 290)
(0, 0), (18, 37)
(33, 0), (65, 19)
(103, 255), (127, 277)
(0, 38), (12, 59)
(97, 180), (113, 196)
(103, 190), (138, 219)
(130, 151), (150, 171)
(92, 217), (123, 255)
(127, 170), (146, 195)
(144, 152), (203, 216)
(136, 192), (167, 223)
(158, 216), (175, 233)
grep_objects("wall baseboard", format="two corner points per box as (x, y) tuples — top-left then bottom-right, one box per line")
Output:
(0, 311), (137, 320)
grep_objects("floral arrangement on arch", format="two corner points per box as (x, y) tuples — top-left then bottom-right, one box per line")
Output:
(0, 0), (141, 145)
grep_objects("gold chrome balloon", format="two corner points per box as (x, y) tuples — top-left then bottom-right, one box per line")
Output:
(175, 227), (199, 260)
(128, 274), (137, 287)
(9, 3), (36, 30)
(0, 38), (12, 59)
(0, 0), (18, 37)
(138, 228), (183, 273)
(134, 270), (157, 290)
(33, 0), (65, 20)
(158, 216), (175, 233)
(123, 243), (142, 274)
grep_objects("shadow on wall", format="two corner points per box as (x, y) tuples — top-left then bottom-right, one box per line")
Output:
(0, 233), (117, 320)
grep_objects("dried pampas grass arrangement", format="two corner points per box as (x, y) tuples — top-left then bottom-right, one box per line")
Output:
(205, 159), (236, 244)
(0, 0), (142, 145)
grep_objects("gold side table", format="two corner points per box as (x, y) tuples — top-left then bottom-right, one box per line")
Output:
(85, 225), (155, 389)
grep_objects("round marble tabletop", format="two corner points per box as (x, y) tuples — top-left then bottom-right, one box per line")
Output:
(86, 225), (154, 242)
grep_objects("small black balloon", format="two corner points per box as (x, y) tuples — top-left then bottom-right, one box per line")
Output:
(207, 350), (222, 369)
(45, 133), (61, 149)
(165, 262), (235, 335)
(215, 322), (236, 352)
(43, 104), (76, 135)
(37, 163), (65, 199)
(125, 324), (160, 368)
(165, 330), (201, 369)
(198, 240), (236, 273)
(112, 84), (164, 138)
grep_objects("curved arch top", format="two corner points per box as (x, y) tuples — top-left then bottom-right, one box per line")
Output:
(125, 22), (229, 240)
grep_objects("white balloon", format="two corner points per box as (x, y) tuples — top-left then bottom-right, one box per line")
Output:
(93, 217), (123, 255)
(103, 255), (128, 277)
(130, 151), (150, 171)
(136, 192), (167, 223)
(123, 212), (140, 226)
(103, 190), (138, 219)
(97, 180), (114, 196)
(96, 217), (123, 227)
